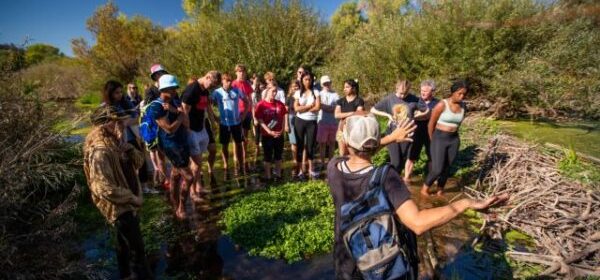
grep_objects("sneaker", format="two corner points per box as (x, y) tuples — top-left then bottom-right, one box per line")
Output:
(309, 171), (320, 179)
(143, 186), (160, 194)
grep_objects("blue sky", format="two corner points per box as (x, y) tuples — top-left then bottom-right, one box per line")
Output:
(0, 0), (345, 57)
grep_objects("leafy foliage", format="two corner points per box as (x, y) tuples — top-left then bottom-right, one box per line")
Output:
(222, 180), (334, 262)
(557, 149), (600, 188)
(0, 61), (85, 278)
(24, 43), (63, 66)
(19, 58), (89, 100)
(161, 0), (332, 86)
(72, 2), (167, 83)
(325, 0), (600, 119)
(331, 1), (365, 40)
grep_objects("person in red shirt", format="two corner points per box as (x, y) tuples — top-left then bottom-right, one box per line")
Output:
(255, 87), (288, 180)
(232, 64), (253, 172)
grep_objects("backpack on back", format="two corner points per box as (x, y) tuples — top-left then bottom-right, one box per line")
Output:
(139, 100), (161, 149)
(340, 164), (418, 280)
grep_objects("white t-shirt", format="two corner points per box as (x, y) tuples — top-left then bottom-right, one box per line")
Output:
(294, 90), (320, 121)
(261, 87), (286, 104)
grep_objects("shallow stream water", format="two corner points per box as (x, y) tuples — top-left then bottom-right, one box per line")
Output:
(82, 165), (512, 279)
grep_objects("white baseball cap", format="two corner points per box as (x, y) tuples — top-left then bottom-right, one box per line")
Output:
(343, 114), (380, 151)
(320, 75), (332, 85)
(158, 74), (179, 91)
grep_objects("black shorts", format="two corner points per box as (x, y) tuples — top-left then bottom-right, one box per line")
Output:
(241, 115), (252, 131)
(219, 124), (244, 145)
(161, 144), (190, 169)
(205, 119), (215, 144)
(262, 135), (284, 163)
(408, 122), (431, 161)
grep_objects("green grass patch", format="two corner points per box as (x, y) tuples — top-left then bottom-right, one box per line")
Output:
(557, 149), (600, 188)
(75, 91), (102, 110)
(222, 180), (334, 263)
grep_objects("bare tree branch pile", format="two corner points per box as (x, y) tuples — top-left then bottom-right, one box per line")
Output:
(465, 134), (600, 277)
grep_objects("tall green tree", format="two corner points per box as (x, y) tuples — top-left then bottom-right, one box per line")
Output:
(182, 0), (222, 17)
(71, 2), (167, 82)
(24, 43), (63, 66)
(331, 1), (365, 40)
(0, 44), (25, 72)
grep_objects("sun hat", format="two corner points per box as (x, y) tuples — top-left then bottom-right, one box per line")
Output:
(343, 114), (381, 151)
(149, 64), (168, 81)
(90, 106), (129, 126)
(320, 75), (332, 86)
(158, 74), (179, 91)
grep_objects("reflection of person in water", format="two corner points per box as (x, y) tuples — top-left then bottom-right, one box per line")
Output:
(166, 178), (224, 279)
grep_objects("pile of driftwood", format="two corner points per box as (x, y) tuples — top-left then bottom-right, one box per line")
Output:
(465, 134), (599, 277)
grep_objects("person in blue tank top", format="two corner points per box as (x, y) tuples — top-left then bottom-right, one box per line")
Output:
(421, 80), (467, 197)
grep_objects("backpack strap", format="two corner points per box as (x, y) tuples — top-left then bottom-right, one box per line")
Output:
(368, 164), (391, 190)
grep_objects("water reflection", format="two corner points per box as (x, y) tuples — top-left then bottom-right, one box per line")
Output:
(82, 165), (517, 279)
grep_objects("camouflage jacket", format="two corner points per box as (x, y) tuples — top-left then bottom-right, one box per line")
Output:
(83, 127), (143, 224)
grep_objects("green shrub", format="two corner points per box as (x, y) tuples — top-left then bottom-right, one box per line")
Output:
(222, 180), (334, 262)
(160, 0), (332, 87)
(557, 148), (600, 187)
(324, 0), (600, 119)
(0, 66), (85, 278)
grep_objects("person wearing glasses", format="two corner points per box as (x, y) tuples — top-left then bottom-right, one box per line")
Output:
(126, 83), (142, 111)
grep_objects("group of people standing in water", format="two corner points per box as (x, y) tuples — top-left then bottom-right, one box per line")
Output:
(83, 62), (508, 280)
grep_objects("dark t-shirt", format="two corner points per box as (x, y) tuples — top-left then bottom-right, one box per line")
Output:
(181, 80), (210, 132)
(146, 98), (187, 149)
(336, 96), (365, 113)
(415, 97), (439, 128)
(374, 93), (426, 120)
(327, 157), (412, 280)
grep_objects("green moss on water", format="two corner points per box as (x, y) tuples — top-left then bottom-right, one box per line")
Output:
(497, 120), (600, 159)
(222, 180), (334, 263)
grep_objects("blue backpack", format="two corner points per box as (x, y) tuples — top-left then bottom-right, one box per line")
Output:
(139, 100), (161, 149)
(340, 164), (418, 280)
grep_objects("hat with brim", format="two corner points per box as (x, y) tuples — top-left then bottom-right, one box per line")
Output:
(150, 64), (168, 81)
(90, 105), (129, 126)
(158, 74), (179, 91)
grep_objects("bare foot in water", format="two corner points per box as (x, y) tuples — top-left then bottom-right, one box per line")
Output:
(176, 207), (186, 220)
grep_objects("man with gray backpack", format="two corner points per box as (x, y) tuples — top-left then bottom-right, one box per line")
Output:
(327, 114), (509, 280)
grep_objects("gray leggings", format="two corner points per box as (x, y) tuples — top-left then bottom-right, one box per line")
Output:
(425, 129), (460, 189)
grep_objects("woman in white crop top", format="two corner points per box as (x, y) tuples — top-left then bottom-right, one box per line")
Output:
(421, 80), (468, 197)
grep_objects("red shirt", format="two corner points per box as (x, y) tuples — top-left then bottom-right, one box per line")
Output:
(255, 99), (287, 136)
(232, 79), (253, 114)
